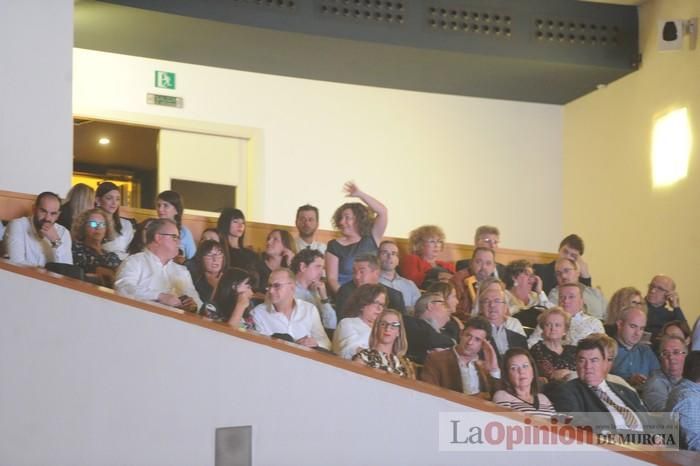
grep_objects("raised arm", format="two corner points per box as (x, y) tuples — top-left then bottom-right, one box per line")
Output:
(343, 181), (388, 244)
(325, 250), (340, 293)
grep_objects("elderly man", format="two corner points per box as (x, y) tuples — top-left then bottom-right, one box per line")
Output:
(404, 292), (455, 364)
(645, 275), (687, 340)
(251, 268), (331, 350)
(643, 336), (688, 411)
(378, 240), (420, 310)
(611, 306), (660, 388)
(290, 248), (336, 330)
(335, 253), (406, 318)
(534, 234), (592, 295)
(455, 225), (505, 278)
(548, 257), (606, 320)
(452, 246), (496, 317)
(115, 219), (201, 311)
(549, 337), (648, 433)
(477, 279), (526, 359)
(294, 204), (326, 254)
(529, 283), (604, 347)
(666, 351), (700, 451)
(5, 191), (72, 266)
(421, 316), (500, 397)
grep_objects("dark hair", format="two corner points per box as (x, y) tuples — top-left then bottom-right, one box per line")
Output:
(661, 320), (692, 340)
(263, 229), (297, 267)
(290, 248), (324, 273)
(683, 351), (700, 382)
(576, 336), (607, 358)
(95, 182), (123, 235)
(343, 284), (386, 319)
(504, 259), (532, 289)
(559, 234), (584, 255)
(354, 253), (379, 270)
(471, 246), (495, 261)
(127, 218), (155, 255)
(500, 348), (541, 408)
(216, 208), (247, 265)
(427, 281), (456, 300)
(211, 268), (257, 322)
(193, 240), (227, 278)
(296, 204), (319, 220)
(331, 202), (374, 236)
(156, 190), (184, 229)
(463, 316), (493, 340)
(145, 218), (177, 244)
(35, 191), (62, 207)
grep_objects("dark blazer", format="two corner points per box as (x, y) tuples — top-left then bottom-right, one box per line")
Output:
(548, 378), (648, 433)
(490, 329), (528, 365)
(404, 316), (455, 364)
(420, 349), (495, 396)
(335, 281), (406, 321)
(533, 261), (592, 295)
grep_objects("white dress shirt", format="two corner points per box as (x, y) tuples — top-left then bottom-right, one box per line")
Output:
(5, 216), (72, 266)
(379, 273), (421, 308)
(103, 218), (135, 260)
(114, 249), (202, 308)
(549, 285), (607, 320)
(295, 283), (337, 329)
(332, 317), (371, 359)
(295, 237), (327, 255)
(251, 299), (331, 350)
(593, 381), (643, 432)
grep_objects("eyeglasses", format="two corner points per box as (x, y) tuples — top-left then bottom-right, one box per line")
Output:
(661, 350), (687, 357)
(424, 239), (444, 246)
(479, 299), (505, 307)
(372, 300), (386, 309)
(379, 321), (401, 330)
(204, 251), (224, 258)
(648, 284), (671, 294)
(480, 238), (500, 246)
(157, 232), (181, 241)
(431, 300), (446, 305)
(630, 300), (643, 306)
(266, 282), (292, 291)
(87, 220), (106, 230)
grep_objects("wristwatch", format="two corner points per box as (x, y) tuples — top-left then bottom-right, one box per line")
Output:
(49, 239), (62, 248)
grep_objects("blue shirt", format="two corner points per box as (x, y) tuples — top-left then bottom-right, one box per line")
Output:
(611, 341), (660, 380)
(180, 225), (196, 260)
(666, 379), (700, 451)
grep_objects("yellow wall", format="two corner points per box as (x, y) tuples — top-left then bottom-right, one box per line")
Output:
(564, 0), (700, 325)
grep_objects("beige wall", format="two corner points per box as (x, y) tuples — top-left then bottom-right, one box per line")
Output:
(563, 0), (700, 325)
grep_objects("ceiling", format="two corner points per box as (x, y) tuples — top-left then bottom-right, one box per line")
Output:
(73, 120), (158, 171)
(75, 0), (642, 105)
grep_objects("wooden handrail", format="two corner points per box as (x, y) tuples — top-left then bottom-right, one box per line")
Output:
(0, 258), (695, 465)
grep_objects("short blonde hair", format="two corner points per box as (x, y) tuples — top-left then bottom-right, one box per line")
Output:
(408, 225), (445, 255)
(537, 306), (571, 332)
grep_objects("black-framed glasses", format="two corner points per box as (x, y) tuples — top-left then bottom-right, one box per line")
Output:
(379, 321), (401, 330)
(157, 232), (181, 241)
(266, 282), (292, 291)
(87, 220), (106, 230)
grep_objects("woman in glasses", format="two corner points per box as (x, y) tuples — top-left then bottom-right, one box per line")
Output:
(202, 267), (256, 330)
(71, 208), (121, 286)
(492, 348), (556, 418)
(189, 240), (227, 302)
(353, 309), (415, 379)
(332, 284), (387, 359)
(399, 224), (455, 288)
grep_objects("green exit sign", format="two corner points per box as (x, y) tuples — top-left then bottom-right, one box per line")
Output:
(155, 70), (176, 90)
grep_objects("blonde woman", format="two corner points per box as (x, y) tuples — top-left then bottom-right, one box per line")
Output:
(353, 308), (415, 379)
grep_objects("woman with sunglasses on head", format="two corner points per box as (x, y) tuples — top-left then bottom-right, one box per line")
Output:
(156, 190), (196, 260)
(353, 308), (415, 379)
(95, 182), (134, 260)
(202, 267), (256, 330)
(189, 240), (227, 303)
(332, 284), (387, 359)
(71, 208), (121, 286)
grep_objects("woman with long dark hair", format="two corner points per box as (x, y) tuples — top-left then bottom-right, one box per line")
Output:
(95, 182), (134, 260)
(189, 240), (226, 302)
(202, 267), (256, 330)
(216, 208), (262, 286)
(258, 229), (296, 288)
(156, 190), (196, 260)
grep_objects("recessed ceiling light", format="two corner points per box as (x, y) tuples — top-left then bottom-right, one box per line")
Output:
(98, 137), (110, 145)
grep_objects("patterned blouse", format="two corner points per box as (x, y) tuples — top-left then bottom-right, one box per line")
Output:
(72, 241), (121, 273)
(530, 341), (576, 380)
(353, 349), (415, 379)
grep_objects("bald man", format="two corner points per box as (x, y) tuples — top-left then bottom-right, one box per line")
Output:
(645, 274), (687, 340)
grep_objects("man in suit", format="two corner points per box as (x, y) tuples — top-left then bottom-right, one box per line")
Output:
(534, 234), (592, 295)
(455, 225), (506, 278)
(420, 316), (500, 398)
(404, 292), (455, 364)
(478, 279), (527, 361)
(549, 337), (648, 434)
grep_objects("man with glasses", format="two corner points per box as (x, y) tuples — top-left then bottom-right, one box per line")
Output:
(643, 335), (688, 411)
(547, 257), (607, 320)
(115, 218), (201, 311)
(456, 225), (505, 278)
(404, 292), (455, 364)
(645, 275), (687, 340)
(251, 268), (331, 349)
(477, 279), (526, 361)
(534, 234), (593, 295)
(5, 191), (72, 266)
(610, 306), (660, 389)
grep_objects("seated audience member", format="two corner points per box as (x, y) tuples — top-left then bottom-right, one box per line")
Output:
(548, 258), (606, 320)
(216, 208), (263, 284)
(421, 266), (454, 290)
(504, 259), (553, 317)
(642, 336), (688, 411)
(258, 229), (296, 289)
(493, 348), (557, 418)
(666, 351), (700, 451)
(585, 333), (635, 391)
(57, 183), (94, 231)
(405, 292), (455, 364)
(199, 228), (220, 244)
(534, 234), (592, 295)
(126, 218), (155, 256)
(427, 281), (463, 342)
(529, 283), (604, 347)
(95, 182), (134, 261)
(6, 191), (72, 266)
(378, 240), (420, 310)
(202, 267), (255, 330)
(659, 320), (692, 350)
(451, 247), (497, 317)
(456, 225), (505, 278)
(335, 253), (406, 318)
(529, 307), (576, 383)
(156, 190), (196, 260)
(610, 306), (660, 389)
(291, 248), (337, 330)
(353, 309), (415, 378)
(325, 182), (387, 293)
(294, 204), (326, 254)
(604, 287), (644, 336)
(114, 218), (201, 311)
(549, 337), (648, 433)
(420, 316), (500, 398)
(399, 224), (455, 288)
(645, 274), (687, 340)
(188, 240), (226, 303)
(333, 284), (386, 359)
(71, 208), (121, 286)
(251, 268), (331, 350)
(478, 279), (527, 360)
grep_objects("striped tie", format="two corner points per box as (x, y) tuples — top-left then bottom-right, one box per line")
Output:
(592, 386), (640, 431)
